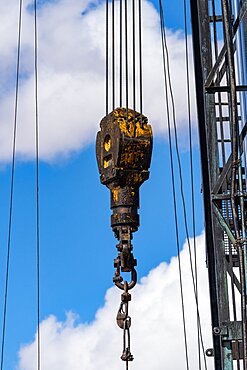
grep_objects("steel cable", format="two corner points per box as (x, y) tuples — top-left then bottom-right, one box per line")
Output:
(159, 1), (208, 368)
(132, 0), (136, 116)
(111, 0), (142, 115)
(125, 0), (129, 119)
(182, 0), (201, 367)
(106, 0), (109, 114)
(0, 1), (23, 368)
(119, 0), (123, 106)
(34, 0), (41, 368)
(158, 3), (190, 369)
(138, 0), (143, 121)
(112, 0), (115, 110)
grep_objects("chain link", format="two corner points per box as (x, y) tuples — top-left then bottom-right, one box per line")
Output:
(113, 227), (137, 290)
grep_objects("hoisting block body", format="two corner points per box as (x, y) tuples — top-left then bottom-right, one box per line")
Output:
(96, 107), (152, 249)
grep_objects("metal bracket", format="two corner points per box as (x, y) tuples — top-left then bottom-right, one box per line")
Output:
(213, 321), (242, 341)
(213, 322), (243, 360)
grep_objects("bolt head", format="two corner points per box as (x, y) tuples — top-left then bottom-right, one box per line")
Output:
(213, 327), (221, 335)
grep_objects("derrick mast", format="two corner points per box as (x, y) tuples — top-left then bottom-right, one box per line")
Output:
(190, 0), (247, 368)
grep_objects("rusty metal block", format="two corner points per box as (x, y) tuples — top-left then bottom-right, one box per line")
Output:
(96, 107), (153, 237)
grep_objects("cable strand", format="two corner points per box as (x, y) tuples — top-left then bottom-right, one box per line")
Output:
(183, 0), (201, 368)
(106, 0), (109, 114)
(159, 1), (208, 368)
(112, 0), (115, 110)
(119, 0), (123, 106)
(132, 0), (136, 115)
(158, 3), (190, 369)
(34, 1), (41, 369)
(0, 1), (23, 368)
(138, 0), (143, 122)
(125, 0), (129, 120)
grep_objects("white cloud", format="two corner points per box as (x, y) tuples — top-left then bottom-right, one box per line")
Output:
(0, 0), (196, 163)
(18, 232), (214, 370)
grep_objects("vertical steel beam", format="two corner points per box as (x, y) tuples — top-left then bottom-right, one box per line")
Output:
(190, 0), (247, 368)
(190, 0), (223, 368)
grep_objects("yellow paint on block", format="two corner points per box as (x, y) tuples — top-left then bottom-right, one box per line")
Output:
(112, 187), (120, 202)
(133, 173), (143, 184)
(103, 154), (112, 168)
(104, 135), (111, 152)
(113, 107), (152, 139)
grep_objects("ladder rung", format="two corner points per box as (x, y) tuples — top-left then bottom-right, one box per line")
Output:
(216, 116), (241, 122)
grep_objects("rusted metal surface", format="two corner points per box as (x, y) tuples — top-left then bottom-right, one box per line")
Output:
(96, 107), (152, 366)
(96, 107), (152, 285)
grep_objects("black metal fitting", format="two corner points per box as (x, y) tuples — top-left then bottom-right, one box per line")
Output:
(96, 108), (152, 235)
(206, 348), (214, 357)
(213, 326), (224, 336)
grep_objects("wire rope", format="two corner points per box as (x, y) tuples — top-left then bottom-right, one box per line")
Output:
(34, 1), (41, 368)
(158, 3), (190, 369)
(182, 0), (201, 368)
(106, 0), (109, 114)
(132, 0), (136, 116)
(119, 0), (123, 106)
(0, 1), (23, 368)
(125, 0), (129, 119)
(138, 0), (143, 121)
(112, 0), (115, 110)
(159, 1), (208, 368)
(159, 0), (207, 369)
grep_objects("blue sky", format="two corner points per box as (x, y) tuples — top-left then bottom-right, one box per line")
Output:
(0, 0), (208, 368)
(0, 142), (205, 368)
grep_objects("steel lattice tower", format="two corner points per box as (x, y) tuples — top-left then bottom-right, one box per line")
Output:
(190, 0), (247, 368)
